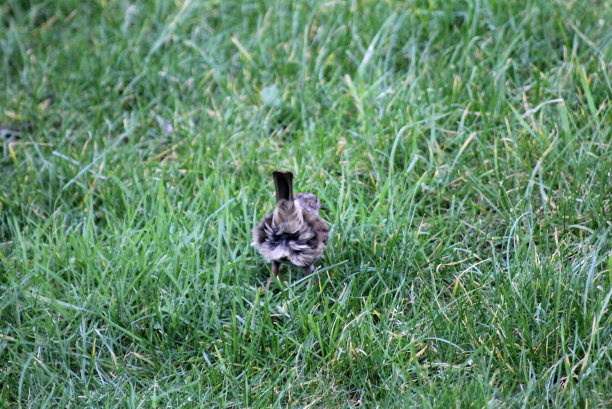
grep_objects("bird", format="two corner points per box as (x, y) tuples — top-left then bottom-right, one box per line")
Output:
(252, 171), (329, 289)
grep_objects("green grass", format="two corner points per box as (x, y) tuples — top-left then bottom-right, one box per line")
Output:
(1, 0), (611, 407)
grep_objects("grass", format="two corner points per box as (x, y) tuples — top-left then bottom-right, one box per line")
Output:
(1, 0), (611, 407)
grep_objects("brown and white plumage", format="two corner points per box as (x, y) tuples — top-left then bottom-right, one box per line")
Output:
(252, 171), (329, 288)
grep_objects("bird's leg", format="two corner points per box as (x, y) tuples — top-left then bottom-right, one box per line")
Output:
(264, 261), (281, 290)
(304, 264), (318, 285)
(304, 264), (314, 276)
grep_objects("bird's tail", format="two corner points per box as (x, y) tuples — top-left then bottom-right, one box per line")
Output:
(272, 171), (302, 227)
(273, 171), (294, 202)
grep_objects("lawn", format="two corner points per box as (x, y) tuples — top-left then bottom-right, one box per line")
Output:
(1, 0), (611, 407)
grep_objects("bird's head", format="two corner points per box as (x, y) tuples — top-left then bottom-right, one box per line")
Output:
(295, 193), (328, 213)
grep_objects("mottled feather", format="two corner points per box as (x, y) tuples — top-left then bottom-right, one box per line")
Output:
(252, 172), (329, 271)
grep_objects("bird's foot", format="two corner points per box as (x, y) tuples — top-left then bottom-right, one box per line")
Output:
(262, 276), (274, 290)
(261, 261), (281, 290)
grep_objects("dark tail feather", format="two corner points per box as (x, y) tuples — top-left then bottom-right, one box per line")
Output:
(273, 171), (294, 203)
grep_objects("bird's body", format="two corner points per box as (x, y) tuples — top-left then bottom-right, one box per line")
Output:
(252, 171), (329, 287)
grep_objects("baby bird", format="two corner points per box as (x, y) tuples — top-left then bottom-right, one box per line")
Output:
(252, 171), (329, 288)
